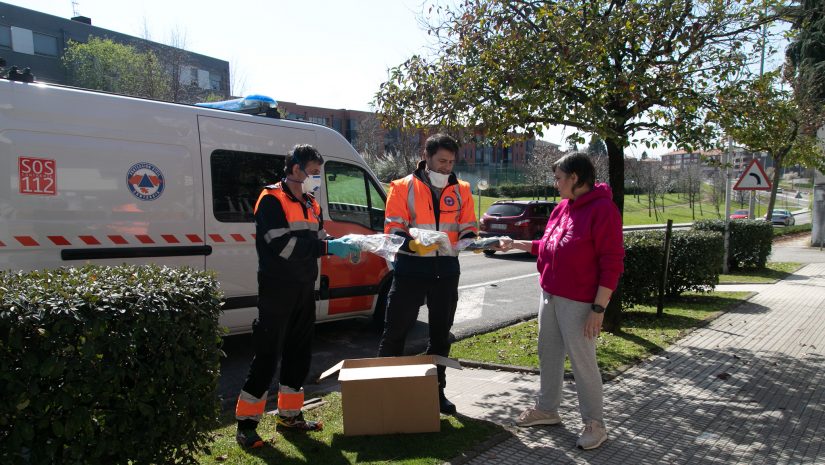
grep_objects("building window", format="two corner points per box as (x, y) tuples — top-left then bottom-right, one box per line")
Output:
(210, 74), (221, 91)
(287, 113), (305, 121)
(308, 116), (327, 126)
(189, 67), (198, 85)
(33, 32), (58, 57)
(0, 25), (11, 48)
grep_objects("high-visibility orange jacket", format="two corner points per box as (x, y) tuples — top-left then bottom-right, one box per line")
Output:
(384, 160), (477, 277)
(254, 181), (328, 282)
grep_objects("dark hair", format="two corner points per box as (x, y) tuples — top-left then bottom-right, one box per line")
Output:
(286, 144), (324, 175)
(424, 133), (459, 157)
(553, 153), (596, 190)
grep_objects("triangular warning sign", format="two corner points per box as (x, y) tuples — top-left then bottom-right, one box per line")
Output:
(733, 159), (772, 191)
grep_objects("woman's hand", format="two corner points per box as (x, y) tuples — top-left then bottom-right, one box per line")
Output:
(584, 311), (604, 339)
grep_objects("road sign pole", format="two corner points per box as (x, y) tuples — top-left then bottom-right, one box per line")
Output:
(723, 139), (732, 274)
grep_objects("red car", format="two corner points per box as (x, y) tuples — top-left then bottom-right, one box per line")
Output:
(479, 200), (557, 255)
(729, 209), (749, 220)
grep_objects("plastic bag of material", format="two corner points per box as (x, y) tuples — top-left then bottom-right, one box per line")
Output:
(340, 233), (406, 262)
(409, 228), (454, 256)
(456, 236), (509, 252)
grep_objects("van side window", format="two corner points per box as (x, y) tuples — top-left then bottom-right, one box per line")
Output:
(325, 161), (386, 231)
(211, 150), (285, 222)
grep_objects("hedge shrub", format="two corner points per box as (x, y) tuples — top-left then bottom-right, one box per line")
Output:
(623, 229), (724, 307)
(693, 219), (773, 269)
(0, 265), (223, 465)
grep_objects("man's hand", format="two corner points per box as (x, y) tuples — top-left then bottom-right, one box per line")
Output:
(409, 239), (439, 256)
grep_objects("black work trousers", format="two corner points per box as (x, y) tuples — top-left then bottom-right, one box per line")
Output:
(241, 273), (316, 401)
(376, 274), (460, 389)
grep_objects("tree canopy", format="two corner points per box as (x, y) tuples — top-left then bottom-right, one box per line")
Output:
(716, 71), (824, 216)
(375, 0), (774, 216)
(62, 38), (169, 100)
(785, 0), (825, 132)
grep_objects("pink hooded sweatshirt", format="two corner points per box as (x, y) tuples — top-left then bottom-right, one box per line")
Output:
(531, 183), (625, 303)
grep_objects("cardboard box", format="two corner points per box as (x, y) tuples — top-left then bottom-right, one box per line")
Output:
(319, 355), (462, 436)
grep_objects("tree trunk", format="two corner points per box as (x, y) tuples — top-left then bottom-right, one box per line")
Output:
(603, 136), (626, 333)
(765, 150), (787, 220)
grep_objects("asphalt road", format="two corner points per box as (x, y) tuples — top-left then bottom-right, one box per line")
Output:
(217, 250), (542, 403)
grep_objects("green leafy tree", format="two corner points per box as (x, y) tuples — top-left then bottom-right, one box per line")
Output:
(785, 0), (825, 132)
(62, 37), (170, 100)
(375, 0), (772, 330)
(716, 71), (825, 218)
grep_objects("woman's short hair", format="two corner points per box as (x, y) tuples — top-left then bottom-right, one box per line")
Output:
(553, 153), (596, 190)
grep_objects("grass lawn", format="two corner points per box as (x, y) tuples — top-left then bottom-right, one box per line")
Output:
(450, 291), (750, 374)
(719, 262), (803, 284)
(196, 393), (503, 465)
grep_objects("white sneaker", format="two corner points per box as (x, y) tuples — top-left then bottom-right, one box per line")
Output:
(577, 420), (608, 450)
(515, 407), (562, 427)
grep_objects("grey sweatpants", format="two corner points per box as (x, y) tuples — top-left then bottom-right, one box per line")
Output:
(535, 291), (604, 424)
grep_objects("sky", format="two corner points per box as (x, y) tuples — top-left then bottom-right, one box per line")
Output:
(7, 1), (791, 157)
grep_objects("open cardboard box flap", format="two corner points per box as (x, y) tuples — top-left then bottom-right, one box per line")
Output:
(319, 354), (461, 381)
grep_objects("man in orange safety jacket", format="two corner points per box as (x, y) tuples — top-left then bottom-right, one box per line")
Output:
(235, 145), (359, 449)
(377, 133), (478, 414)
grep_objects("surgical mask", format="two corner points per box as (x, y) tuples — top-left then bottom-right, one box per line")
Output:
(427, 169), (450, 189)
(302, 173), (322, 193)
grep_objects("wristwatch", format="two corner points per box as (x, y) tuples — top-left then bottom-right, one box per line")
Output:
(591, 304), (606, 314)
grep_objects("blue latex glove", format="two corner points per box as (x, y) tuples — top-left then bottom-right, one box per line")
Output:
(327, 238), (360, 259)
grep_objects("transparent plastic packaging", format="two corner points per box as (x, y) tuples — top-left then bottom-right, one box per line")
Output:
(456, 236), (509, 252)
(339, 233), (406, 262)
(410, 228), (454, 256)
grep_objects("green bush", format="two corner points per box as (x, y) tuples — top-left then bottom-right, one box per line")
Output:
(0, 265), (223, 465)
(693, 219), (773, 269)
(622, 229), (724, 307)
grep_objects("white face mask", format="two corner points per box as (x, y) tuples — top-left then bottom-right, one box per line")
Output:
(427, 169), (450, 188)
(302, 174), (322, 193)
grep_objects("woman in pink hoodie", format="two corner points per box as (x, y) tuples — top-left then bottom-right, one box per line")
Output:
(499, 152), (624, 450)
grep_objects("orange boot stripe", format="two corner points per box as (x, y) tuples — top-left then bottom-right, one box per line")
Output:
(277, 391), (304, 411)
(236, 397), (266, 417)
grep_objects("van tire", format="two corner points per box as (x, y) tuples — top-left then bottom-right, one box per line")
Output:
(483, 250), (496, 256)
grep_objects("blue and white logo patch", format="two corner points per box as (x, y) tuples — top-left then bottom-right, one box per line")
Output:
(127, 162), (165, 201)
(444, 196), (455, 207)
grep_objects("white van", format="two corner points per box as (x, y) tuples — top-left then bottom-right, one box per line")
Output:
(0, 78), (392, 334)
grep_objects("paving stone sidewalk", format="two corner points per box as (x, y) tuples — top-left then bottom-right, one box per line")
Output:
(444, 263), (825, 464)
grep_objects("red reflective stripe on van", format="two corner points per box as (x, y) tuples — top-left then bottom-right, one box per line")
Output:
(0, 240), (6, 247)
(108, 235), (128, 244)
(231, 234), (246, 242)
(162, 234), (180, 244)
(209, 234), (225, 243)
(186, 234), (203, 243)
(79, 236), (100, 245)
(136, 235), (154, 244)
(252, 234), (256, 240)
(48, 236), (71, 246)
(16, 236), (39, 246)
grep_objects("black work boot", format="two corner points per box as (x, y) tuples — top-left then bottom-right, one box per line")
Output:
(439, 389), (457, 415)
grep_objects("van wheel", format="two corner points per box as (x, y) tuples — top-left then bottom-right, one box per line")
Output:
(371, 283), (390, 331)
(483, 250), (496, 256)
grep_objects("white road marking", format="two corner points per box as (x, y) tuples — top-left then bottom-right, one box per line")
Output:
(457, 272), (539, 291)
(454, 286), (485, 322)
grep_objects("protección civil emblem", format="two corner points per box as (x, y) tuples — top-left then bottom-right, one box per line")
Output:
(127, 162), (165, 201)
